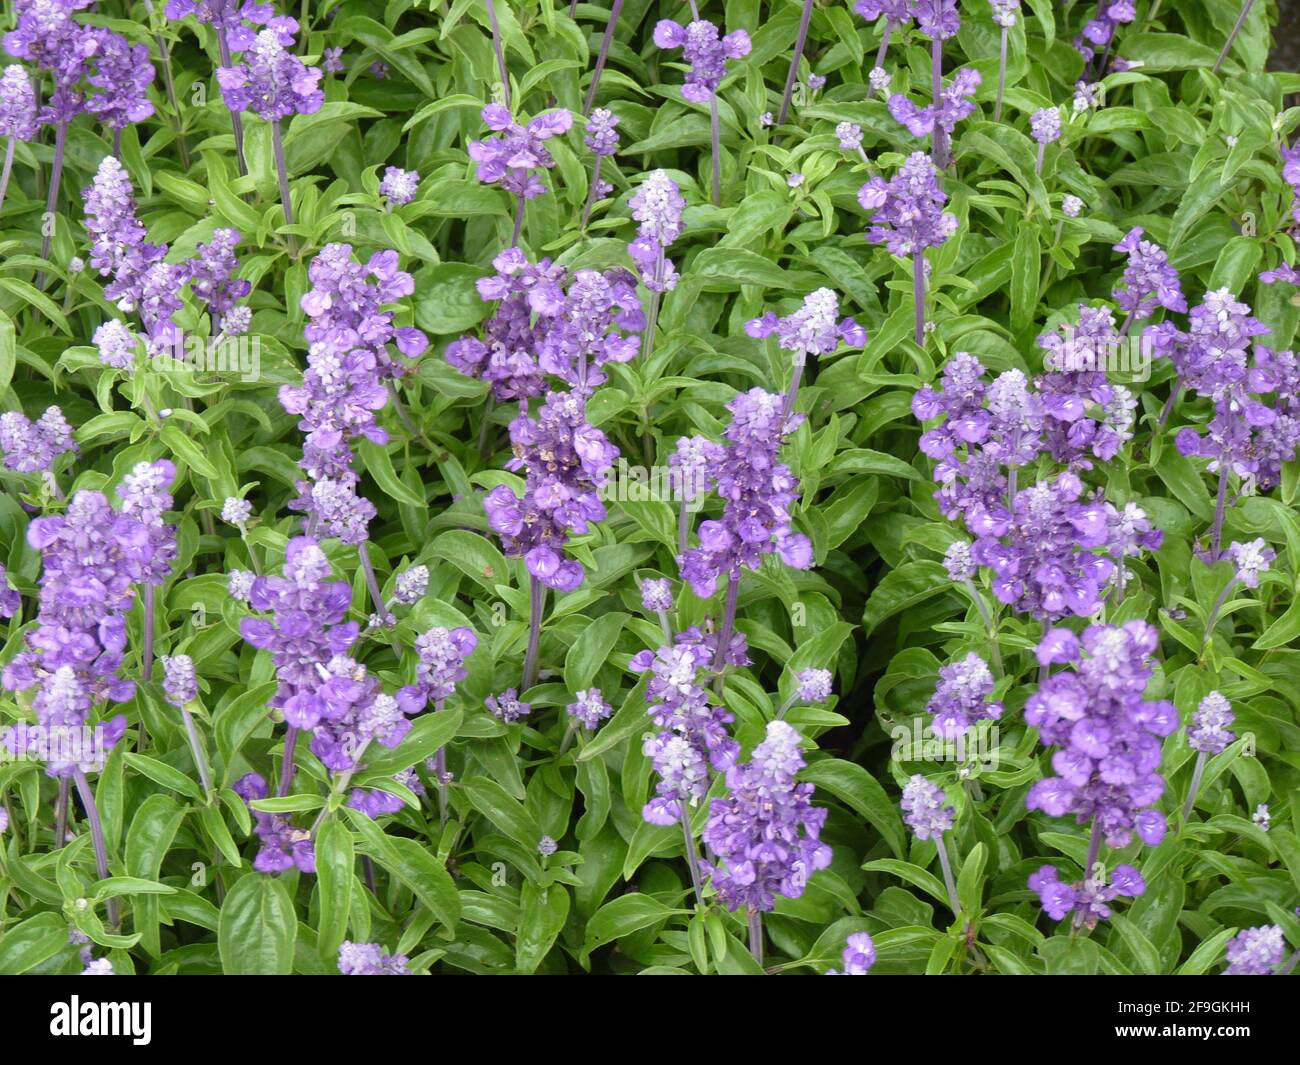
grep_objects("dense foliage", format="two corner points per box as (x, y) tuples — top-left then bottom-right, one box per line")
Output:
(0, 0), (1299, 977)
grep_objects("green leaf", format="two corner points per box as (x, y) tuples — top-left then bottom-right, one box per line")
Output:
(862, 561), (951, 634)
(956, 841), (986, 916)
(124, 753), (204, 801)
(1010, 226), (1040, 332)
(356, 439), (426, 508)
(582, 894), (678, 958)
(218, 875), (298, 975)
(413, 263), (491, 334)
(463, 777), (542, 849)
(0, 912), (70, 974)
(515, 881), (570, 974)
(347, 811), (460, 931)
(805, 759), (906, 858)
(564, 612), (628, 692)
(315, 820), (354, 962)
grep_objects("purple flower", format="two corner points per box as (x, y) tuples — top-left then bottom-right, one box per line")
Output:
(218, 27), (323, 121)
(912, 0), (961, 40)
(4, 0), (97, 125)
(900, 774), (954, 840)
(566, 688), (612, 730)
(411, 626), (477, 707)
(468, 105), (572, 200)
(0, 406), (76, 476)
(744, 289), (864, 360)
(640, 577), (674, 613)
(188, 228), (251, 326)
(826, 931), (876, 975)
(322, 46), (344, 73)
(487, 688), (531, 723)
(160, 653), (197, 708)
(854, 1), (913, 26)
(1025, 621), (1176, 850)
(1225, 538), (1274, 588)
(702, 720), (832, 912)
(796, 668), (833, 704)
(653, 19), (751, 103)
(338, 940), (412, 975)
(836, 122), (863, 152)
(0, 563), (19, 618)
(1187, 691), (1235, 755)
(887, 68), (980, 139)
(678, 389), (812, 597)
(164, 0), (298, 53)
(1029, 106), (1062, 145)
(989, 0), (1020, 29)
(642, 732), (710, 826)
(629, 170), (685, 294)
(584, 107), (620, 157)
(1224, 925), (1286, 975)
(1112, 227), (1186, 321)
(0, 64), (39, 140)
(379, 166), (420, 207)
(943, 540), (975, 581)
(392, 565), (428, 605)
(83, 27), (156, 131)
(116, 459), (179, 586)
(859, 151), (958, 257)
(926, 653), (1002, 738)
(1028, 863), (1144, 928)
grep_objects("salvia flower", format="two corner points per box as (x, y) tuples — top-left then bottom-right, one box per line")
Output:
(235, 772), (315, 873)
(868, 66), (891, 93)
(92, 319), (139, 370)
(1062, 194), (1085, 218)
(912, 0), (961, 40)
(836, 122), (864, 152)
(1187, 691), (1235, 755)
(392, 565), (428, 605)
(629, 169), (685, 294)
(567, 688), (612, 730)
(988, 0), (1020, 28)
(926, 653), (1002, 738)
(160, 653), (197, 708)
(584, 108), (620, 156)
(1028, 863), (1144, 927)
(744, 289), (865, 362)
(469, 104), (572, 201)
(218, 27), (323, 121)
(796, 668), (833, 704)
(221, 497), (253, 526)
(887, 68), (981, 139)
(859, 151), (958, 257)
(379, 166), (420, 207)
(164, 0), (298, 52)
(4, 0), (96, 125)
(338, 941), (411, 975)
(1112, 227), (1186, 322)
(826, 931), (876, 975)
(487, 688), (530, 723)
(188, 228), (251, 327)
(901, 774), (955, 840)
(116, 459), (178, 586)
(0, 563), (19, 618)
(1252, 803), (1270, 831)
(411, 626), (477, 707)
(1030, 106), (1062, 144)
(1025, 622), (1176, 849)
(83, 27), (155, 131)
(640, 577), (674, 613)
(653, 19), (751, 103)
(1224, 925), (1286, 975)
(0, 64), (39, 141)
(1225, 538), (1274, 588)
(0, 407), (77, 476)
(702, 720), (832, 911)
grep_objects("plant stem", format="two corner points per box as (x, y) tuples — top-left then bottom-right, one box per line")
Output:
(780, 352), (806, 422)
(523, 576), (545, 690)
(485, 0), (511, 109)
(709, 93), (722, 206)
(271, 120), (297, 256)
(747, 906), (764, 964)
(930, 37), (948, 169)
(582, 0), (624, 116)
(1084, 817), (1103, 879)
(682, 809), (705, 908)
(778, 0), (815, 126)
(1199, 580), (1237, 656)
(181, 708), (215, 800)
(215, 30), (249, 179)
(433, 745), (451, 825)
(55, 778), (69, 849)
(913, 249), (926, 346)
(1209, 463), (1229, 560)
(37, 121), (67, 281)
(142, 0), (190, 168)
(936, 833), (960, 914)
(873, 20), (894, 69)
(677, 498), (692, 559)
(0, 137), (15, 220)
(657, 608), (673, 644)
(74, 769), (120, 929)
(581, 156), (603, 230)
(1182, 750), (1207, 822)
(994, 27), (1007, 123)
(713, 570), (740, 690)
(277, 726), (299, 797)
(1213, 0), (1256, 75)
(512, 192), (525, 246)
(359, 547), (388, 623)
(142, 585), (155, 683)
(1035, 141), (1045, 176)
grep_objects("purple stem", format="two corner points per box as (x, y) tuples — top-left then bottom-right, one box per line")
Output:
(142, 585), (155, 683)
(747, 906), (764, 964)
(677, 499), (692, 558)
(1210, 462), (1229, 560)
(523, 575), (545, 690)
(1155, 379), (1183, 436)
(55, 778), (69, 849)
(271, 120), (298, 256)
(37, 121), (67, 275)
(778, 0), (816, 126)
(581, 156), (603, 229)
(681, 809), (705, 908)
(913, 249), (926, 346)
(74, 769), (120, 929)
(1213, 0), (1256, 74)
(709, 93), (722, 206)
(0, 138), (15, 220)
(112, 128), (122, 160)
(486, 0), (512, 110)
(936, 833), (960, 914)
(215, 29), (249, 179)
(1035, 141), (1045, 176)
(930, 37), (948, 169)
(712, 570), (740, 693)
(780, 353), (806, 422)
(994, 27), (1007, 123)
(1181, 750), (1207, 821)
(873, 21), (894, 70)
(512, 192), (525, 247)
(582, 0), (625, 116)
(181, 709), (214, 799)
(358, 547), (387, 623)
(277, 726), (299, 797)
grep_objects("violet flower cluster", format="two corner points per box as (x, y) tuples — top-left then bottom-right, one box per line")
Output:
(628, 169), (685, 294)
(1112, 227), (1186, 325)
(858, 151), (958, 258)
(826, 931), (876, 975)
(0, 64), (39, 143)
(652, 19), (751, 103)
(1029, 862), (1145, 928)
(217, 25), (323, 121)
(888, 68), (981, 139)
(900, 774), (955, 840)
(468, 104), (572, 201)
(1025, 622), (1176, 850)
(1187, 691), (1235, 755)
(744, 289), (865, 366)
(678, 388), (813, 598)
(702, 720), (832, 912)
(1223, 925), (1287, 975)
(338, 940), (412, 975)
(1073, 0), (1136, 74)
(925, 653), (1003, 738)
(234, 772), (315, 874)
(0, 406), (76, 477)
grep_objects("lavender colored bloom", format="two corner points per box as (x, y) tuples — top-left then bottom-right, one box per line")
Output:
(836, 122), (863, 151)
(164, 0), (298, 52)
(1073, 80), (1103, 113)
(584, 108), (620, 156)
(796, 668), (833, 704)
(0, 807), (8, 832)
(469, 104), (572, 200)
(640, 577), (674, 613)
(379, 166), (420, 207)
(160, 653), (197, 708)
(1028, 863), (1144, 927)
(629, 170), (685, 294)
(4, 0), (97, 125)
(826, 931), (876, 975)
(1073, 0), (1135, 71)
(1224, 925), (1286, 975)
(228, 569), (255, 602)
(988, 0), (1020, 28)
(82, 957), (115, 975)
(900, 774), (954, 840)
(222, 497), (253, 525)
(1025, 622), (1176, 849)
(117, 460), (178, 587)
(744, 289), (865, 361)
(678, 389), (812, 597)
(1187, 691), (1235, 755)
(83, 27), (155, 131)
(0, 65), (39, 140)
(346, 785), (404, 819)
(642, 731), (710, 826)
(859, 151), (958, 257)
(322, 46), (344, 73)
(1252, 804), (1270, 831)
(567, 688), (612, 730)
(854, 0), (913, 25)
(1260, 263), (1300, 286)
(0, 563), (19, 618)
(392, 565), (428, 605)
(1030, 106), (1062, 145)
(653, 19), (751, 103)
(338, 941), (411, 975)
(188, 228), (251, 325)
(411, 626), (477, 707)
(487, 688), (530, 723)
(1112, 227), (1186, 322)
(943, 540), (976, 582)
(926, 653), (1002, 738)
(912, 0), (961, 41)
(1280, 141), (1300, 233)
(1225, 539), (1274, 588)
(702, 720), (832, 912)
(92, 319), (139, 370)
(670, 436), (724, 505)
(887, 68), (980, 139)
(218, 27), (323, 121)
(1062, 194), (1084, 218)
(0, 407), (76, 475)
(868, 67), (891, 93)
